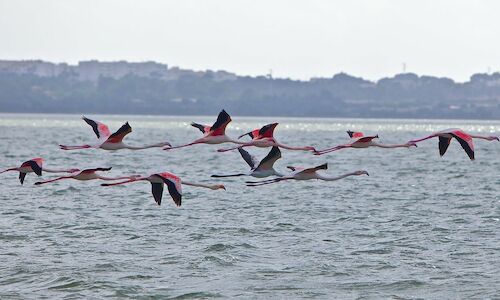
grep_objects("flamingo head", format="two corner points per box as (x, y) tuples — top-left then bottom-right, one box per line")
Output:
(304, 146), (316, 151)
(353, 170), (369, 176)
(157, 141), (172, 147)
(211, 184), (226, 190)
(68, 168), (81, 173)
(406, 141), (418, 147)
(488, 136), (499, 141)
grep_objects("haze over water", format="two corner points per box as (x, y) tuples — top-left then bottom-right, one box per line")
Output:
(0, 114), (499, 299)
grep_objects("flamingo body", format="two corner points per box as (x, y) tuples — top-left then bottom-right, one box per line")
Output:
(211, 146), (284, 178)
(1, 158), (78, 184)
(101, 172), (225, 207)
(409, 128), (498, 160)
(60, 117), (170, 151)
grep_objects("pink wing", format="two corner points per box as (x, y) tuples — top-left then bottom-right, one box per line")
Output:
(347, 131), (364, 138)
(83, 116), (111, 140)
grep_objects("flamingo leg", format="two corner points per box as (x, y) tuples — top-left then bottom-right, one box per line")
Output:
(245, 177), (291, 187)
(101, 178), (141, 186)
(314, 145), (347, 155)
(59, 144), (92, 150)
(163, 141), (202, 150)
(217, 144), (252, 152)
(34, 176), (73, 185)
(0, 168), (18, 174)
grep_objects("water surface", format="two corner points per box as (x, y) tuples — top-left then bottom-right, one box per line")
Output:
(0, 114), (499, 299)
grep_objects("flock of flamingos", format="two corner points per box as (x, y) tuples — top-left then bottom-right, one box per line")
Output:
(1, 110), (499, 206)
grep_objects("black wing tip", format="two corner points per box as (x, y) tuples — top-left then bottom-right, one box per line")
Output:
(347, 130), (354, 137)
(319, 163), (328, 170)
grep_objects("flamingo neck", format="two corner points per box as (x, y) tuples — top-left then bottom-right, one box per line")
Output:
(317, 172), (357, 181)
(0, 167), (19, 174)
(182, 181), (221, 190)
(371, 142), (410, 148)
(43, 168), (76, 173)
(469, 134), (498, 141)
(124, 143), (165, 150)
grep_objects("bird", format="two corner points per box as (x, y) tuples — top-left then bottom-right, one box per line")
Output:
(408, 128), (499, 160)
(163, 110), (247, 151)
(59, 116), (171, 151)
(211, 146), (284, 178)
(0, 158), (80, 184)
(101, 172), (226, 207)
(33, 167), (137, 185)
(314, 131), (416, 155)
(245, 163), (369, 186)
(217, 123), (316, 152)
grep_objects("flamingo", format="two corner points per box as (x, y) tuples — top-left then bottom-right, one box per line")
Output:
(59, 117), (171, 151)
(245, 163), (369, 186)
(0, 158), (79, 185)
(101, 172), (226, 207)
(211, 146), (284, 178)
(314, 131), (416, 155)
(34, 167), (138, 185)
(217, 123), (316, 152)
(163, 110), (247, 151)
(408, 128), (499, 160)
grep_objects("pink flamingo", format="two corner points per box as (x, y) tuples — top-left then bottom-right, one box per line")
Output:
(163, 110), (246, 151)
(246, 163), (369, 186)
(217, 123), (316, 152)
(101, 172), (226, 207)
(409, 128), (499, 160)
(0, 158), (79, 184)
(314, 131), (416, 155)
(59, 117), (171, 151)
(34, 167), (137, 185)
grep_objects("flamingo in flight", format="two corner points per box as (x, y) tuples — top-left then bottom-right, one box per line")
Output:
(0, 158), (79, 185)
(408, 128), (499, 160)
(314, 131), (416, 155)
(211, 146), (284, 178)
(34, 167), (138, 185)
(101, 172), (226, 207)
(246, 163), (369, 186)
(59, 117), (171, 151)
(217, 123), (316, 152)
(163, 110), (246, 151)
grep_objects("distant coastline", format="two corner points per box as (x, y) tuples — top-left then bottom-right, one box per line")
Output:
(0, 59), (499, 120)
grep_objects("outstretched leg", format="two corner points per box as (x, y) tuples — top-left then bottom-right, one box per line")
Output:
(34, 176), (73, 185)
(313, 145), (348, 155)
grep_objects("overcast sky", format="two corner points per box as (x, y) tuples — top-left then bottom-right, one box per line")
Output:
(1, 0), (499, 81)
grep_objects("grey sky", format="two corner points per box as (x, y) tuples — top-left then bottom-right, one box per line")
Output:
(1, 0), (499, 81)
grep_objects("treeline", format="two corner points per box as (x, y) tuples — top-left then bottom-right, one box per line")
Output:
(0, 71), (499, 119)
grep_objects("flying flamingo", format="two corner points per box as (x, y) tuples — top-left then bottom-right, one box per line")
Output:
(211, 146), (284, 178)
(59, 117), (171, 151)
(34, 167), (138, 185)
(314, 131), (416, 155)
(163, 110), (246, 151)
(101, 172), (226, 207)
(245, 163), (369, 186)
(217, 123), (316, 152)
(0, 158), (79, 184)
(408, 128), (499, 160)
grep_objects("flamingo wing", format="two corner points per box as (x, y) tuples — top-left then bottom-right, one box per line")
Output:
(21, 159), (42, 176)
(83, 116), (111, 139)
(237, 147), (257, 169)
(191, 122), (211, 134)
(450, 131), (475, 160)
(81, 167), (112, 174)
(356, 135), (379, 143)
(301, 163), (328, 174)
(238, 128), (259, 139)
(257, 123), (278, 139)
(105, 122), (132, 143)
(209, 110), (231, 136)
(150, 182), (164, 205)
(19, 172), (27, 184)
(256, 146), (281, 170)
(438, 136), (452, 156)
(347, 131), (364, 138)
(157, 173), (182, 207)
